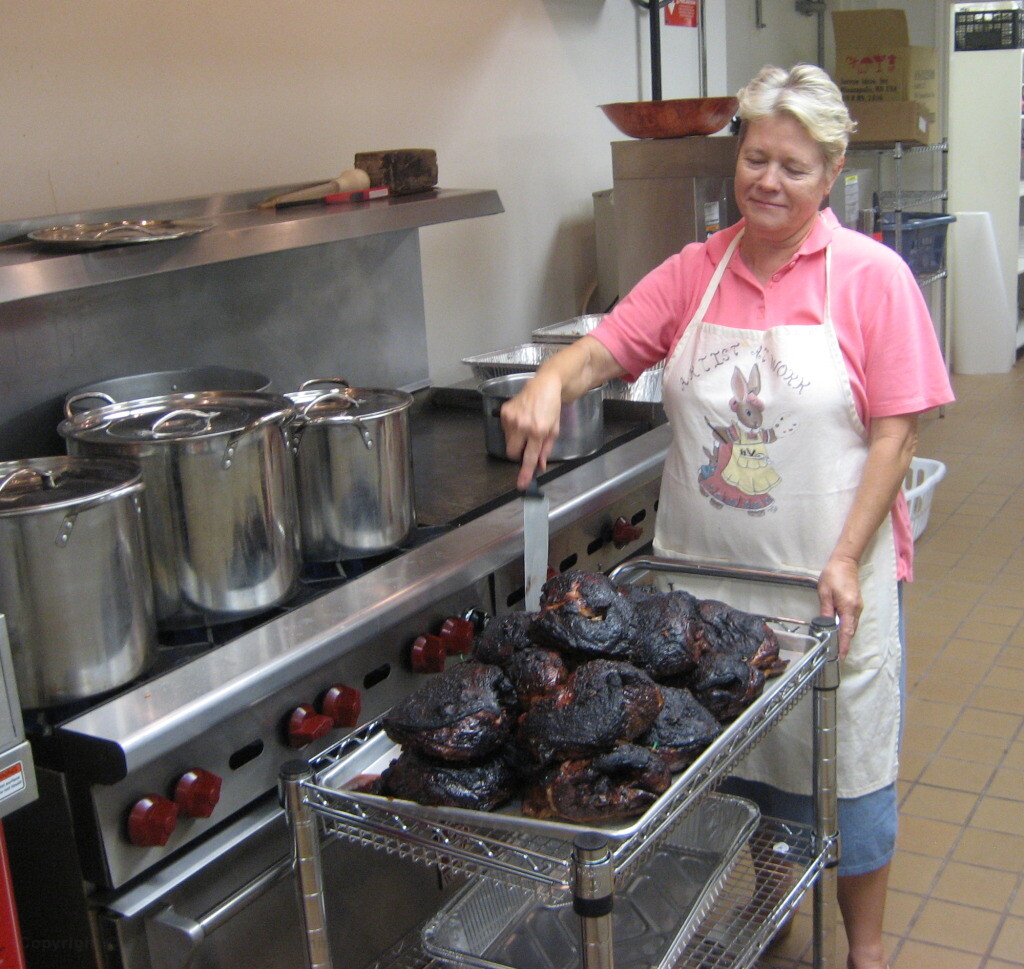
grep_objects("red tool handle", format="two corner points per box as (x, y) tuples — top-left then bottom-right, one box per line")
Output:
(0, 825), (25, 969)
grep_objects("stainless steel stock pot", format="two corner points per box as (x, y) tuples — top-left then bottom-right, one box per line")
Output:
(288, 379), (415, 561)
(0, 457), (156, 707)
(59, 391), (300, 628)
(64, 366), (271, 416)
(480, 373), (604, 461)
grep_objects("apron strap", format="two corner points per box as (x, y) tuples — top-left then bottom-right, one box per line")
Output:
(691, 229), (744, 323)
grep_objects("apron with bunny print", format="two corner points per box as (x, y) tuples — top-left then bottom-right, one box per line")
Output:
(654, 228), (901, 798)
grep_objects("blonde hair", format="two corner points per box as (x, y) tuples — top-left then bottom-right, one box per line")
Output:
(736, 64), (856, 168)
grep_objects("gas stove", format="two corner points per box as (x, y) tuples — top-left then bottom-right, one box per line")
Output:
(6, 388), (669, 969)
(14, 390), (666, 872)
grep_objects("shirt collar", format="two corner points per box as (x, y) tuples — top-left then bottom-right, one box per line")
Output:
(708, 207), (838, 262)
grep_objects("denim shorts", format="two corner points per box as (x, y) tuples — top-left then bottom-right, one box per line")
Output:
(718, 777), (898, 877)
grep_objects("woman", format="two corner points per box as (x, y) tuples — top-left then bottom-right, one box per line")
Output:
(502, 65), (954, 969)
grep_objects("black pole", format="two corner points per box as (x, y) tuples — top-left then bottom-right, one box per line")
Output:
(648, 1), (662, 100)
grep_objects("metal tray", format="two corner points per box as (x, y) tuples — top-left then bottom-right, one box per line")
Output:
(461, 343), (663, 403)
(306, 581), (829, 889)
(360, 816), (824, 969)
(28, 219), (214, 249)
(420, 793), (759, 969)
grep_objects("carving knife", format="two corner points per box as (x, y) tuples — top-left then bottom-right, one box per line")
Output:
(522, 478), (549, 613)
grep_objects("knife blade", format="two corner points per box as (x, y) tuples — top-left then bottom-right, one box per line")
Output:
(522, 478), (549, 613)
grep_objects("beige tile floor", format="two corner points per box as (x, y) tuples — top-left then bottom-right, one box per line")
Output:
(759, 355), (1024, 968)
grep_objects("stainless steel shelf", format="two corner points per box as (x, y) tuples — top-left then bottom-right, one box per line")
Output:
(362, 819), (828, 969)
(0, 187), (503, 305)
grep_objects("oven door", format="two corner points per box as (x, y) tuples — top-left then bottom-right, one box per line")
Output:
(94, 792), (451, 969)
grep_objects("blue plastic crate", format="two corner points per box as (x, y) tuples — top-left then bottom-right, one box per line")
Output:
(879, 212), (956, 276)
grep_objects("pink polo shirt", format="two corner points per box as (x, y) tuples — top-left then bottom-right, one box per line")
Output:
(592, 209), (955, 581)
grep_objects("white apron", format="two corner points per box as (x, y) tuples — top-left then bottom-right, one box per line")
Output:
(653, 229), (901, 798)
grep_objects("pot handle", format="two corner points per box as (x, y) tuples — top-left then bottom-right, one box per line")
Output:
(220, 410), (294, 469)
(54, 483), (145, 548)
(298, 388), (348, 420)
(352, 418), (374, 449)
(298, 377), (351, 392)
(0, 466), (59, 499)
(64, 391), (116, 418)
(150, 408), (220, 438)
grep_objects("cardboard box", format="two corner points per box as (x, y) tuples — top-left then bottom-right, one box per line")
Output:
(833, 9), (939, 139)
(847, 100), (934, 147)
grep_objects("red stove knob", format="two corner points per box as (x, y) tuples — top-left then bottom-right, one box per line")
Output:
(127, 794), (179, 847)
(611, 516), (643, 549)
(287, 705), (334, 748)
(438, 616), (475, 655)
(409, 634), (446, 673)
(174, 768), (223, 819)
(320, 684), (362, 728)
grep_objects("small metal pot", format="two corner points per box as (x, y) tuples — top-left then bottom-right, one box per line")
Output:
(480, 373), (604, 461)
(64, 366), (271, 417)
(0, 457), (156, 708)
(59, 391), (300, 628)
(288, 379), (415, 561)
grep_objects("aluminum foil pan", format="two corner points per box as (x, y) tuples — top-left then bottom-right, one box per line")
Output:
(421, 793), (760, 969)
(531, 314), (605, 344)
(461, 344), (560, 380)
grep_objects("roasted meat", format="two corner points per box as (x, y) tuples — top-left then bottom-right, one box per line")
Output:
(530, 570), (635, 660)
(697, 599), (787, 676)
(374, 748), (518, 811)
(517, 659), (663, 766)
(471, 613), (567, 709)
(630, 589), (706, 679)
(521, 743), (671, 822)
(690, 649), (766, 721)
(638, 685), (722, 771)
(472, 611), (534, 666)
(505, 646), (570, 709)
(383, 662), (516, 762)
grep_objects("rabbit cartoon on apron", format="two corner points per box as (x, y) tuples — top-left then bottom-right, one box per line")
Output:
(654, 228), (901, 798)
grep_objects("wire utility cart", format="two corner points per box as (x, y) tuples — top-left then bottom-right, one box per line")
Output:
(280, 558), (842, 969)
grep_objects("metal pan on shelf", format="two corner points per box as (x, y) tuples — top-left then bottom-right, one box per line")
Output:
(420, 793), (760, 969)
(28, 219), (214, 250)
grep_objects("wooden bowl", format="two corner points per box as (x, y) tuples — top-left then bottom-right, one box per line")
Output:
(600, 97), (738, 139)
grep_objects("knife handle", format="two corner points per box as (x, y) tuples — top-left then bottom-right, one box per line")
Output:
(522, 478), (544, 498)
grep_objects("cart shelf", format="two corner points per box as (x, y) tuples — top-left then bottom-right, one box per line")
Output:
(281, 557), (841, 969)
(359, 818), (829, 969)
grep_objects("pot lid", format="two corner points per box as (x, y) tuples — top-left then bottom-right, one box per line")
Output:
(58, 391), (293, 444)
(288, 385), (413, 423)
(0, 457), (142, 514)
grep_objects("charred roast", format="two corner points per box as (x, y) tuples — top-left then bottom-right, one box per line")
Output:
(369, 569), (786, 822)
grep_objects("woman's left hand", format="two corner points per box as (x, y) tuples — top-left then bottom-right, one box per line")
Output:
(818, 553), (863, 661)
(818, 414), (918, 661)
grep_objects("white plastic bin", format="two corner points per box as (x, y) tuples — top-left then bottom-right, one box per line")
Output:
(903, 457), (947, 541)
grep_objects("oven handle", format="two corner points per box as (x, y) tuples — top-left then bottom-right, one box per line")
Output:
(144, 853), (293, 969)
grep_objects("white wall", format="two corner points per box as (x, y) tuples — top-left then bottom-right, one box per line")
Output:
(1, 1), (827, 384)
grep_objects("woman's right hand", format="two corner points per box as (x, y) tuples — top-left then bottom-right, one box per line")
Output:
(500, 371), (563, 490)
(499, 336), (624, 491)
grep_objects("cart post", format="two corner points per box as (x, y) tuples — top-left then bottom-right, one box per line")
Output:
(811, 617), (840, 969)
(573, 833), (615, 969)
(280, 760), (335, 969)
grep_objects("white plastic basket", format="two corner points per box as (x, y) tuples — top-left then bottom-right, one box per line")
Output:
(903, 457), (946, 541)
